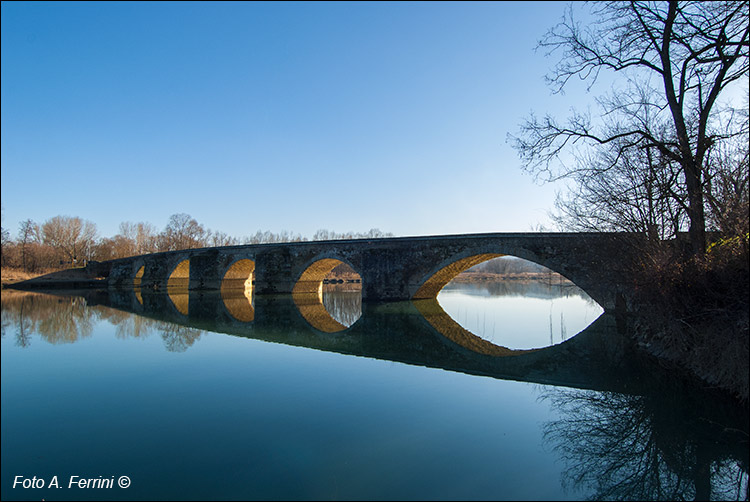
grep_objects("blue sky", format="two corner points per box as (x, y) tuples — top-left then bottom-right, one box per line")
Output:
(2, 1), (592, 241)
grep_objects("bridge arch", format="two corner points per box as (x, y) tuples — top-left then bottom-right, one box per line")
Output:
(292, 255), (361, 295)
(410, 245), (585, 301)
(221, 258), (255, 289)
(292, 256), (362, 333)
(167, 259), (190, 315)
(168, 259), (190, 289)
(133, 265), (145, 305)
(220, 258), (255, 322)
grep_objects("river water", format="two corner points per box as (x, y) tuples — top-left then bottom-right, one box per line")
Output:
(1, 280), (747, 501)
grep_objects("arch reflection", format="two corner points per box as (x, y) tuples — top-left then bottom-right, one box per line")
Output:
(434, 257), (603, 350)
(413, 299), (533, 356)
(167, 260), (190, 315)
(293, 258), (362, 332)
(134, 265), (144, 305)
(134, 265), (145, 288)
(221, 259), (255, 322)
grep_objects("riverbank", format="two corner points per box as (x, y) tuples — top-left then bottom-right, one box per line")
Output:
(629, 239), (749, 405)
(1, 266), (106, 290)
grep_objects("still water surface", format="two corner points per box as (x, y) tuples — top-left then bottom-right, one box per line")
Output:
(1, 281), (747, 501)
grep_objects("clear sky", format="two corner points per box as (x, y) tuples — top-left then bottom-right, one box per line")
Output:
(2, 1), (594, 241)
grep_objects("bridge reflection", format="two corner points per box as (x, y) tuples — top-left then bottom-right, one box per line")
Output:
(3, 289), (745, 501)
(29, 287), (645, 395)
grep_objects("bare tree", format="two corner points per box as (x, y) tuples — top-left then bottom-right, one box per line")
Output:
(158, 213), (208, 251)
(704, 97), (750, 239)
(511, 1), (749, 255)
(18, 219), (40, 271)
(41, 215), (98, 265)
(312, 228), (394, 241)
(551, 132), (690, 239)
(0, 206), (9, 266)
(208, 230), (238, 247)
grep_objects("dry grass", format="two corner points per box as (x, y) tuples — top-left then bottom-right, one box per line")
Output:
(1, 267), (54, 287)
(1, 266), (95, 288)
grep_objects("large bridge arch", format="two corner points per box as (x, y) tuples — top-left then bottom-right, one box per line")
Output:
(409, 242), (588, 301)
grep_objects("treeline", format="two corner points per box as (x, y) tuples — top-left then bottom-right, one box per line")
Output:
(467, 256), (551, 275)
(0, 212), (393, 272)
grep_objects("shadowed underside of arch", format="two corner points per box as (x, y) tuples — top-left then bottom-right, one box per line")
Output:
(413, 253), (505, 299)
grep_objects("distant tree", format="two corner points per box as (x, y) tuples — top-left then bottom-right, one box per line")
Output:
(158, 213), (208, 251)
(243, 230), (306, 244)
(208, 230), (239, 247)
(18, 219), (41, 271)
(119, 221), (158, 255)
(0, 226), (10, 267)
(312, 228), (394, 241)
(511, 1), (750, 255)
(0, 206), (9, 266)
(41, 215), (98, 265)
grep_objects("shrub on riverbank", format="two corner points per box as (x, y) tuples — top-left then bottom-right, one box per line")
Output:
(631, 235), (749, 404)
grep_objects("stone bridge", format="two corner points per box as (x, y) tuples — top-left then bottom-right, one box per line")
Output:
(92, 232), (642, 311)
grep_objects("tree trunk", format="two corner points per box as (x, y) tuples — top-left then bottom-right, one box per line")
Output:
(684, 160), (707, 256)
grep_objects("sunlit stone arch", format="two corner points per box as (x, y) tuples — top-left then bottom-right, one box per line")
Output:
(167, 259), (190, 289)
(221, 258), (255, 289)
(292, 255), (361, 296)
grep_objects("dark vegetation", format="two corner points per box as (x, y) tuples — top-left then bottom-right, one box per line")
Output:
(631, 234), (749, 403)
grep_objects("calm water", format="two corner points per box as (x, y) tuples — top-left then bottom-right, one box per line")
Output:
(1, 282), (747, 501)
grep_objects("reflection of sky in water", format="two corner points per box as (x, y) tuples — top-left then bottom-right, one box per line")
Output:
(438, 282), (603, 349)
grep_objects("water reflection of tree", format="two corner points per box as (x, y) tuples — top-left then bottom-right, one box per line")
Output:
(1, 291), (94, 344)
(98, 306), (156, 340)
(541, 386), (749, 501)
(160, 324), (202, 352)
(465, 280), (589, 302)
(1, 291), (203, 352)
